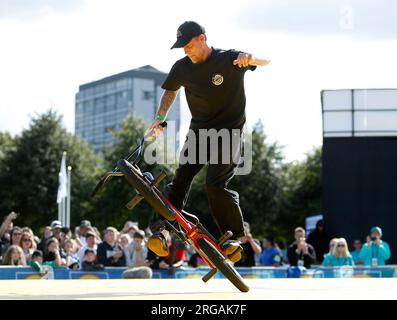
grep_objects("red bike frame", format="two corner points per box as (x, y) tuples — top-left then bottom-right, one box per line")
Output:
(153, 185), (227, 270)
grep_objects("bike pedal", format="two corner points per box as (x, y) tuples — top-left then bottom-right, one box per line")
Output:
(151, 220), (167, 233)
(227, 246), (243, 261)
(151, 171), (167, 187)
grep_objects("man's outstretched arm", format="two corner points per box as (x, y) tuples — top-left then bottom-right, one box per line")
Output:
(233, 52), (271, 67)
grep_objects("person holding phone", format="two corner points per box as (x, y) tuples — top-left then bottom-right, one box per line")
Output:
(287, 227), (316, 269)
(0, 212), (19, 259)
(359, 226), (391, 266)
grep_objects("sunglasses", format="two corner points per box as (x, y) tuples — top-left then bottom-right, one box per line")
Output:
(13, 233), (22, 237)
(337, 244), (345, 247)
(22, 238), (32, 242)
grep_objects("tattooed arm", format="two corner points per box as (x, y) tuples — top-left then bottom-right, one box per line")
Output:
(146, 89), (179, 139)
(156, 89), (179, 119)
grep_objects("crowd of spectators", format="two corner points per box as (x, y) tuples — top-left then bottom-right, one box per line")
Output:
(0, 212), (392, 274)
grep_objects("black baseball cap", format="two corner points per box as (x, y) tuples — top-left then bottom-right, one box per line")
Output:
(171, 21), (206, 49)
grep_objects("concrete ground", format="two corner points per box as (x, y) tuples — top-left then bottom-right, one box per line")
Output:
(0, 278), (396, 300)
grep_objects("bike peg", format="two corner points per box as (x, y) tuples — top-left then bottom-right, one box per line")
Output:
(126, 193), (144, 210)
(218, 231), (233, 245)
(202, 268), (217, 283)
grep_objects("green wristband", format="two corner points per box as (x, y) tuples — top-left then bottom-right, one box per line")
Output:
(156, 115), (166, 121)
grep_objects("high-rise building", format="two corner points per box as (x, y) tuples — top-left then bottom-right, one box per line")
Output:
(75, 65), (180, 152)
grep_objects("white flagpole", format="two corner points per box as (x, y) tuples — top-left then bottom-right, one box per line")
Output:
(58, 176), (62, 222)
(67, 166), (72, 228)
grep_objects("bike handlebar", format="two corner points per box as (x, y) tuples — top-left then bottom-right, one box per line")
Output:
(91, 121), (167, 198)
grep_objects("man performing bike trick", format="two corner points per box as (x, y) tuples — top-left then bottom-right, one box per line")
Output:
(146, 21), (270, 263)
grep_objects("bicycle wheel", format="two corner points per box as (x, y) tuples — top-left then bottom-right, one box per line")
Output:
(197, 237), (249, 292)
(117, 159), (176, 221)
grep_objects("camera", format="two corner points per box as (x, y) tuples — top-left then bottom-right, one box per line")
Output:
(371, 236), (378, 241)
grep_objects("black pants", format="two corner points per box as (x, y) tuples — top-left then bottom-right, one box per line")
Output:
(151, 129), (245, 239)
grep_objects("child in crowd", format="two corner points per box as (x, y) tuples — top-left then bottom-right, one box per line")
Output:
(28, 250), (51, 279)
(82, 249), (104, 271)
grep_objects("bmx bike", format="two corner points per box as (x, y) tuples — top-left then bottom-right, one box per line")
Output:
(91, 123), (249, 292)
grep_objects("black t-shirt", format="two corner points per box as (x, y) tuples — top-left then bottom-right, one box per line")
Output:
(162, 48), (256, 131)
(96, 241), (126, 267)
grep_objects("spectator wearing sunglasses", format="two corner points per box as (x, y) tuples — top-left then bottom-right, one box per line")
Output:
(20, 234), (35, 263)
(331, 238), (354, 267)
(22, 228), (37, 247)
(10, 226), (23, 247)
(1, 225), (23, 263)
(323, 238), (354, 266)
(0, 212), (18, 259)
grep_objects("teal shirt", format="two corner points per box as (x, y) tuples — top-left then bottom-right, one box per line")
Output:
(351, 250), (360, 262)
(322, 254), (354, 266)
(359, 241), (391, 266)
(322, 253), (333, 266)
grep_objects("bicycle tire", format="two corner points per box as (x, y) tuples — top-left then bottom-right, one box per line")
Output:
(197, 237), (249, 292)
(117, 159), (176, 221)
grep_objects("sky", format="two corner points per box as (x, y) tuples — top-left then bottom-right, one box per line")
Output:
(1, 0), (397, 162)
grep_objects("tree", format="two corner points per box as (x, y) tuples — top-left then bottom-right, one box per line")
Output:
(0, 110), (100, 233)
(278, 146), (323, 242)
(0, 132), (16, 166)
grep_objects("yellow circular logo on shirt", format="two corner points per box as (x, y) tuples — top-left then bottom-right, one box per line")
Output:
(212, 74), (224, 86)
